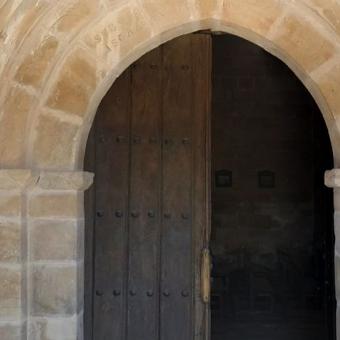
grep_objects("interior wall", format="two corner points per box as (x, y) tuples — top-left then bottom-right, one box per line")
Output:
(211, 34), (335, 338)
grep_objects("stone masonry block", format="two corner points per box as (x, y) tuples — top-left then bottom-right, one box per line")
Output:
(0, 195), (21, 217)
(0, 267), (22, 318)
(0, 222), (21, 262)
(28, 193), (80, 218)
(273, 14), (335, 72)
(30, 220), (81, 261)
(31, 265), (78, 316)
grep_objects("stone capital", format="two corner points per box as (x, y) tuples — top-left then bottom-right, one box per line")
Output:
(33, 171), (94, 191)
(325, 169), (340, 188)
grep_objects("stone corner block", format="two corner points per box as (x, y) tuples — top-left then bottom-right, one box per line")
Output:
(325, 169), (340, 188)
(35, 171), (94, 191)
(0, 170), (38, 191)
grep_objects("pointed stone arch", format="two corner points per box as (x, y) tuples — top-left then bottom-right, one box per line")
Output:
(1, 0), (340, 338)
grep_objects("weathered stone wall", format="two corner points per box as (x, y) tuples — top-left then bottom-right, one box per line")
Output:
(0, 170), (93, 339)
(1, 0), (340, 339)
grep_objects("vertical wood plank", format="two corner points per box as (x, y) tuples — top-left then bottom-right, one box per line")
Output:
(127, 49), (162, 340)
(191, 33), (212, 340)
(161, 35), (195, 340)
(93, 69), (131, 340)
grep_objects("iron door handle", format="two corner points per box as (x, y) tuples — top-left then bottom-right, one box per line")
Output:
(201, 248), (211, 304)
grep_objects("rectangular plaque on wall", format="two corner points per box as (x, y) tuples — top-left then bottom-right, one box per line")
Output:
(258, 170), (275, 188)
(215, 170), (232, 188)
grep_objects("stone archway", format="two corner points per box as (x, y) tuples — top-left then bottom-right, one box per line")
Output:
(1, 0), (340, 338)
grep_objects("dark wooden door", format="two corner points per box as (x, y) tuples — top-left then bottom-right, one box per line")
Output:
(85, 33), (212, 340)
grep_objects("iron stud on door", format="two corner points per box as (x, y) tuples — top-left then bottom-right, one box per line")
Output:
(133, 136), (142, 144)
(113, 290), (121, 297)
(147, 290), (154, 297)
(115, 210), (123, 218)
(148, 210), (155, 218)
(182, 290), (189, 298)
(131, 211), (140, 218)
(116, 136), (126, 143)
(96, 211), (104, 218)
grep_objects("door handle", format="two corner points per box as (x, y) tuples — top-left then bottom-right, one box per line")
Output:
(201, 248), (211, 304)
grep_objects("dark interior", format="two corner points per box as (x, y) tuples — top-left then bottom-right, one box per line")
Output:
(211, 34), (336, 340)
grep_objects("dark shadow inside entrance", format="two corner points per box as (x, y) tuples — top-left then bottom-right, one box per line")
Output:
(210, 34), (336, 340)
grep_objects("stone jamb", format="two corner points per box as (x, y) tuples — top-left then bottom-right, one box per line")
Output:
(325, 169), (340, 335)
(26, 170), (93, 340)
(0, 169), (93, 340)
(0, 170), (38, 340)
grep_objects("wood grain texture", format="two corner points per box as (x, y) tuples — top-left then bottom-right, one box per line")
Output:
(85, 33), (212, 340)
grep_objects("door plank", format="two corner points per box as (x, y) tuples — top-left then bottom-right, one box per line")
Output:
(161, 35), (195, 340)
(127, 48), (162, 340)
(93, 69), (131, 340)
(191, 33), (212, 340)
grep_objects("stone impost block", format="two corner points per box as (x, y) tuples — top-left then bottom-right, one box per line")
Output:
(35, 171), (94, 192)
(28, 171), (93, 218)
(325, 169), (340, 188)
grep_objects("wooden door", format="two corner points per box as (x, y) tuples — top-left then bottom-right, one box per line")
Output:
(85, 34), (212, 340)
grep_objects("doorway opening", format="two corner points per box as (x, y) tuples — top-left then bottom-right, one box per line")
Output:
(84, 32), (336, 340)
(210, 34), (335, 340)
